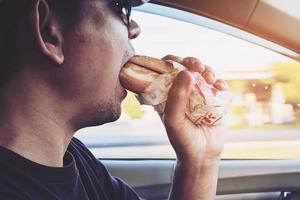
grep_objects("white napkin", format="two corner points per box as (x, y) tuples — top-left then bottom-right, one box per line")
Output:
(136, 61), (231, 126)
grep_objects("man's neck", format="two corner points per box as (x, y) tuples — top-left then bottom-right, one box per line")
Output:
(0, 72), (74, 167)
(0, 128), (70, 167)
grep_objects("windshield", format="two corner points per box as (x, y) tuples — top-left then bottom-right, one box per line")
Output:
(75, 9), (300, 160)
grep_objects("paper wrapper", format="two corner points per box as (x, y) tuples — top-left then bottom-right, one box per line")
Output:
(136, 61), (231, 126)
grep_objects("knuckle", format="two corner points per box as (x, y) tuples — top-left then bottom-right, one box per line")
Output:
(183, 57), (199, 65)
(203, 71), (216, 83)
(162, 55), (182, 62)
(176, 71), (193, 85)
(183, 57), (204, 72)
(204, 65), (214, 73)
(162, 54), (175, 60)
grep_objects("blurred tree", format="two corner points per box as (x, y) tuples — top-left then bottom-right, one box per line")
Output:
(248, 82), (272, 102)
(259, 61), (300, 104)
(228, 80), (248, 92)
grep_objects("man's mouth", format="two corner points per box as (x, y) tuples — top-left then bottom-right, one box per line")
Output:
(120, 51), (135, 80)
(121, 45), (135, 69)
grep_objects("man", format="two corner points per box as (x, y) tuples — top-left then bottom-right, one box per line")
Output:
(0, 0), (227, 199)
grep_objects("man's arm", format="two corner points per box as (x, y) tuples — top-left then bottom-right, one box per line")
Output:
(169, 158), (220, 200)
(161, 56), (227, 200)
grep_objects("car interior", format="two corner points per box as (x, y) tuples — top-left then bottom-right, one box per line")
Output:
(76, 0), (300, 199)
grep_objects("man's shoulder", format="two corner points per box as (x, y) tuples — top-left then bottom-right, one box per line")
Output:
(69, 137), (94, 157)
(68, 137), (107, 170)
(70, 136), (88, 149)
(69, 137), (93, 158)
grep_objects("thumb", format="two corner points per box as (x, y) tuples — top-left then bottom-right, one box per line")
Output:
(164, 70), (193, 129)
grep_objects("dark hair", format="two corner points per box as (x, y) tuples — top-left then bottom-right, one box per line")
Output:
(0, 0), (86, 86)
(0, 0), (29, 86)
(46, 0), (86, 31)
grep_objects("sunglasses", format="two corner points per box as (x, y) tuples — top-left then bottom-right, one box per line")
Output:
(111, 0), (132, 26)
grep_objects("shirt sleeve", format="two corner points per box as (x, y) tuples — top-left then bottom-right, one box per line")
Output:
(71, 137), (144, 200)
(96, 160), (145, 200)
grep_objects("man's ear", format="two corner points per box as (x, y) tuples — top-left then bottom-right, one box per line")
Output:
(31, 0), (64, 65)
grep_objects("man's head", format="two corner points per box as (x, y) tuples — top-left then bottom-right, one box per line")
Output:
(0, 0), (141, 130)
(0, 0), (84, 81)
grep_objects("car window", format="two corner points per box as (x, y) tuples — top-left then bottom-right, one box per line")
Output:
(75, 9), (300, 160)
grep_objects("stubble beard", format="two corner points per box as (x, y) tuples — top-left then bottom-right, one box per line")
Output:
(71, 98), (122, 132)
(97, 101), (122, 124)
(80, 101), (121, 128)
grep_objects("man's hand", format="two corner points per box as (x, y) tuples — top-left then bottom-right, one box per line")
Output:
(161, 55), (227, 200)
(162, 55), (227, 164)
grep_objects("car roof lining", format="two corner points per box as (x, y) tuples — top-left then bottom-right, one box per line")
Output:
(149, 0), (300, 61)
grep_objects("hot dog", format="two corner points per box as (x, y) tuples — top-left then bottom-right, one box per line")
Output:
(119, 55), (174, 93)
(119, 55), (223, 126)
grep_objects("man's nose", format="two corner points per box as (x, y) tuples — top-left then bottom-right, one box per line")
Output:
(128, 19), (141, 40)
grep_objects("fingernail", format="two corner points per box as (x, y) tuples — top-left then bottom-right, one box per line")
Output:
(215, 80), (229, 90)
(204, 72), (215, 84)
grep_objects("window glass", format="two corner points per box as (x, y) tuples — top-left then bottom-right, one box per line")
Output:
(75, 11), (300, 159)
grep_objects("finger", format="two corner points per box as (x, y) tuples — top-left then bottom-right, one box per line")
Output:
(164, 70), (193, 127)
(211, 87), (218, 96)
(202, 71), (216, 85)
(214, 79), (228, 91)
(182, 57), (205, 73)
(203, 65), (215, 74)
(202, 65), (216, 85)
(161, 55), (184, 64)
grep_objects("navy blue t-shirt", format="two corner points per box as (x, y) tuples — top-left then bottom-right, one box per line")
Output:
(0, 138), (142, 200)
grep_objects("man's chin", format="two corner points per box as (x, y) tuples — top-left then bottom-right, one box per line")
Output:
(96, 105), (122, 125)
(106, 108), (122, 123)
(76, 104), (122, 129)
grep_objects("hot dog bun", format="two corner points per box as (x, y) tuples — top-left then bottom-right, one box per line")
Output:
(119, 55), (174, 93)
(130, 55), (173, 74)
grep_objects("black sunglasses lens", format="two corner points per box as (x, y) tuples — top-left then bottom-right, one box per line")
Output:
(124, 0), (132, 22)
